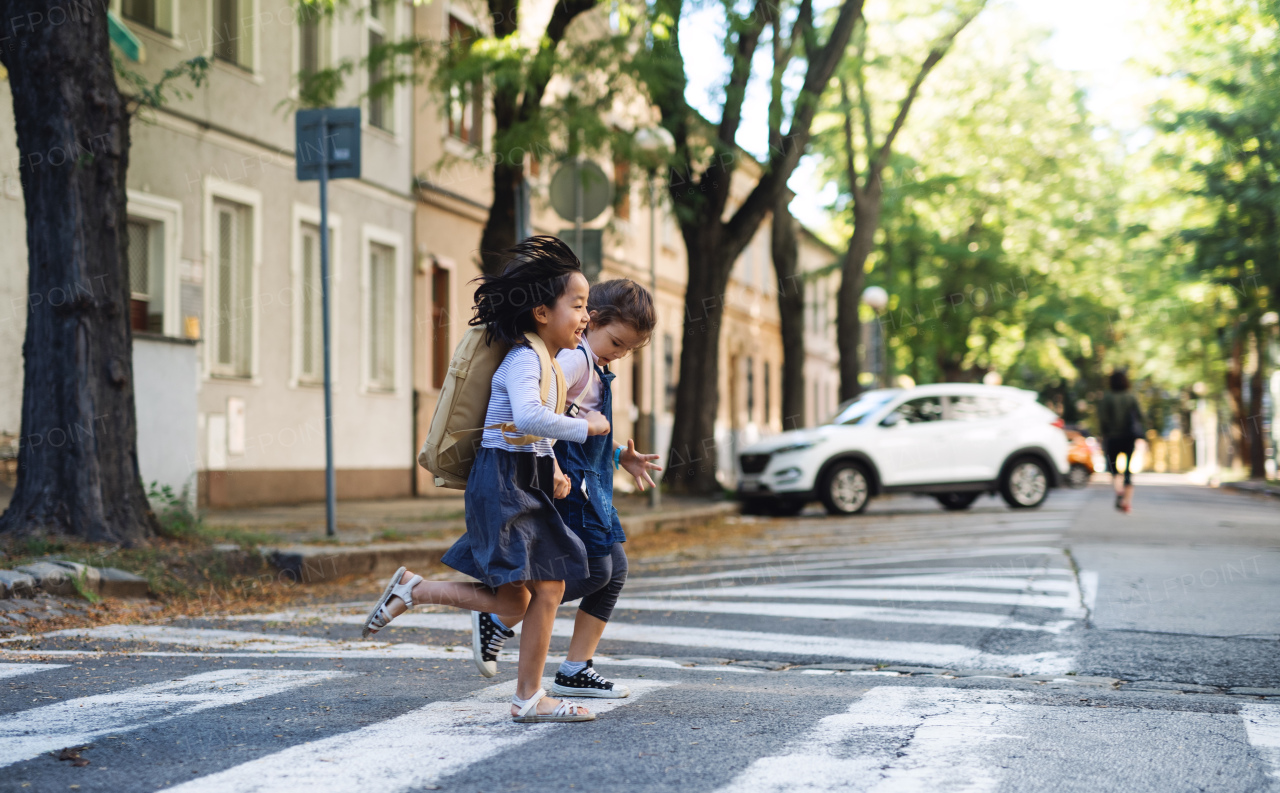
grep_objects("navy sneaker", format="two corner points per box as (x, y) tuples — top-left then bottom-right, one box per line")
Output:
(471, 611), (513, 678)
(551, 659), (629, 698)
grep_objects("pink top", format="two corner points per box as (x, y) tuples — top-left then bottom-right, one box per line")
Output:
(557, 334), (604, 413)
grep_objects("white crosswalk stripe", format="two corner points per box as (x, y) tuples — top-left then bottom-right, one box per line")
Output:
(609, 597), (1078, 633)
(0, 668), (347, 769)
(158, 679), (668, 793)
(1241, 704), (1280, 786)
(0, 662), (65, 680)
(217, 609), (1071, 673)
(715, 686), (1267, 793)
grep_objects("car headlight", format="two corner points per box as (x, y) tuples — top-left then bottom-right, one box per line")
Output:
(772, 439), (824, 455)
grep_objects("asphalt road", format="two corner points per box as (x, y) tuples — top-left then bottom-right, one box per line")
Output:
(2, 478), (1278, 792)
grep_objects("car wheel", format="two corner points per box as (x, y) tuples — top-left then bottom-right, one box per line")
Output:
(1000, 456), (1049, 509)
(935, 492), (979, 511)
(819, 462), (871, 515)
(1066, 463), (1091, 489)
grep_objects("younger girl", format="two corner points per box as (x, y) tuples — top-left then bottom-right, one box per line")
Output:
(470, 279), (661, 698)
(361, 236), (610, 723)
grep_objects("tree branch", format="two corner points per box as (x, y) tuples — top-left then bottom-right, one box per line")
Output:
(726, 0), (864, 244)
(851, 22), (874, 174)
(869, 4), (984, 177)
(839, 76), (863, 207)
(518, 0), (600, 122)
(717, 0), (770, 152)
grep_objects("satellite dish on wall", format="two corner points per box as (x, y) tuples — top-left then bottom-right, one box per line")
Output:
(549, 160), (613, 223)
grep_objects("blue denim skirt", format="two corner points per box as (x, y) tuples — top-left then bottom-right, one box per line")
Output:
(441, 447), (589, 588)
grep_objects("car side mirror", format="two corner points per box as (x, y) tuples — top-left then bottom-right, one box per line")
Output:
(880, 412), (902, 428)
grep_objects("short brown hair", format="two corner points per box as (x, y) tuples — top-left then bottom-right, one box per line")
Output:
(588, 278), (656, 341)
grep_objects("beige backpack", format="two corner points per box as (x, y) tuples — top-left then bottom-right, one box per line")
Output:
(418, 329), (568, 489)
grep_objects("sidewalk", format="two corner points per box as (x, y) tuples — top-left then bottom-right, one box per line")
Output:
(204, 492), (740, 584)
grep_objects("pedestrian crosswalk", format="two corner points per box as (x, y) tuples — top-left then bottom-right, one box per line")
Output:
(175, 493), (1090, 675)
(0, 663), (1275, 791)
(2, 492), (1279, 790)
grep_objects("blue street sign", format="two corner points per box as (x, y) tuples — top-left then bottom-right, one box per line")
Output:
(296, 108), (361, 181)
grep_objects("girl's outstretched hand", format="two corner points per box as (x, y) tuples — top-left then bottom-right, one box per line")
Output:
(619, 438), (662, 491)
(584, 410), (611, 436)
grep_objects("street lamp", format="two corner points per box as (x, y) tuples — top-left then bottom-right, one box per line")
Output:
(862, 286), (889, 387)
(634, 124), (674, 508)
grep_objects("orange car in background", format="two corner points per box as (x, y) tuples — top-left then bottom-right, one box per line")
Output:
(1064, 425), (1098, 488)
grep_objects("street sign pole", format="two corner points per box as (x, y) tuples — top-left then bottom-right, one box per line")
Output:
(318, 113), (337, 539)
(574, 157), (584, 265)
(648, 177), (661, 509)
(296, 107), (360, 540)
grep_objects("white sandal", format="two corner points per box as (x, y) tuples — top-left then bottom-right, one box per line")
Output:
(361, 566), (422, 638)
(511, 688), (595, 723)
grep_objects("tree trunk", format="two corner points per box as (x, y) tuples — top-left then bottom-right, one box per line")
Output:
(1247, 327), (1267, 480)
(666, 229), (734, 494)
(836, 196), (882, 401)
(478, 159), (522, 275)
(1225, 327), (1248, 470)
(477, 0), (521, 276)
(772, 195), (806, 431)
(0, 0), (157, 545)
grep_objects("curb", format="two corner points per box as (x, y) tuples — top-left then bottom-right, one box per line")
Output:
(0, 561), (150, 600)
(263, 502), (740, 584)
(1222, 481), (1280, 500)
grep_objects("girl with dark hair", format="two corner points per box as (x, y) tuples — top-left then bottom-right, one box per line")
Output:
(1098, 368), (1144, 513)
(360, 236), (610, 723)
(470, 278), (662, 699)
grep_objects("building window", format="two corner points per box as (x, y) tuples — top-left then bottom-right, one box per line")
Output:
(213, 0), (253, 69)
(745, 356), (755, 422)
(663, 333), (676, 413)
(298, 223), (337, 384)
(299, 7), (322, 77)
(431, 264), (450, 389)
(367, 1), (393, 132)
(367, 241), (397, 391)
(211, 200), (254, 377)
(127, 219), (165, 333)
(122, 0), (173, 35)
(446, 16), (483, 146)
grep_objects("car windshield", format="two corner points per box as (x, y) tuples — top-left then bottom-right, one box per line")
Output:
(825, 390), (900, 426)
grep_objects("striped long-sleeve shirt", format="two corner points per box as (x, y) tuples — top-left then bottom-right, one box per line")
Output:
(481, 344), (589, 456)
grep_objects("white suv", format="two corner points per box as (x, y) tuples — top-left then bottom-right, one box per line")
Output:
(736, 384), (1070, 515)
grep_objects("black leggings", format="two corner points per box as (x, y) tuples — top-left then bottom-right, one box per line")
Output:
(561, 542), (628, 622)
(1104, 437), (1136, 486)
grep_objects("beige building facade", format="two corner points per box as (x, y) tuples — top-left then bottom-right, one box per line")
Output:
(0, 0), (842, 506)
(408, 0), (841, 494)
(2, 0), (417, 506)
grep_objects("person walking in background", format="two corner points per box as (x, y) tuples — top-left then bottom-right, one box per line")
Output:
(1098, 369), (1144, 513)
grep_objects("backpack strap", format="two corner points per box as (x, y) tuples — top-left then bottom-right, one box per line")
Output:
(565, 345), (593, 418)
(487, 333), (568, 446)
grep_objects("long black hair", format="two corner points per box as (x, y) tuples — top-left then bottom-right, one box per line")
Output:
(470, 236), (583, 346)
(1109, 369), (1130, 392)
